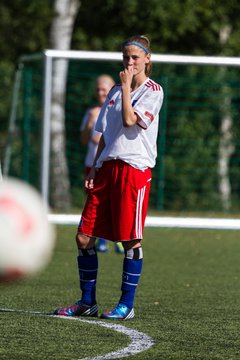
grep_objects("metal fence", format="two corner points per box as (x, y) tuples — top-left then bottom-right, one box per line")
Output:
(4, 51), (240, 213)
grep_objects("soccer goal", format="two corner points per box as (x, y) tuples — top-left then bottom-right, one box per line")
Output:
(4, 49), (240, 228)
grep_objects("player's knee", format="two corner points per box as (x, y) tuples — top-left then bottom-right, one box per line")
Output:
(75, 232), (95, 249)
(122, 239), (141, 251)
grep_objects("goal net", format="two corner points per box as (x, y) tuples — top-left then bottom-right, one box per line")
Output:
(4, 50), (240, 228)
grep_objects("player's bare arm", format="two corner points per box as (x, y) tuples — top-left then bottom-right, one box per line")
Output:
(85, 135), (105, 189)
(80, 107), (100, 145)
(91, 132), (101, 145)
(120, 66), (139, 127)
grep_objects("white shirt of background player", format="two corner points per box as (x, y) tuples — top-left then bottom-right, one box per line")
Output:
(80, 109), (101, 168)
(80, 75), (115, 168)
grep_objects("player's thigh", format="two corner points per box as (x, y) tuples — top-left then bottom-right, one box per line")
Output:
(112, 165), (152, 240)
(80, 165), (113, 238)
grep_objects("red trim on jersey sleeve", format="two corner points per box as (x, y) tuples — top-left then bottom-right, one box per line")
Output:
(145, 80), (162, 92)
(144, 111), (154, 122)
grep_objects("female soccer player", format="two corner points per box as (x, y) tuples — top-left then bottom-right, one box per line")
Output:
(55, 35), (164, 320)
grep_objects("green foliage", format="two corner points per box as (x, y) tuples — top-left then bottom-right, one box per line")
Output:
(0, 0), (238, 62)
(9, 58), (240, 212)
(1, 1), (240, 211)
(0, 0), (53, 156)
(73, 0), (240, 56)
(0, 62), (14, 145)
(0, 0), (53, 62)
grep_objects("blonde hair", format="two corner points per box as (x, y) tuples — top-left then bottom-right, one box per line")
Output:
(96, 74), (115, 87)
(122, 35), (152, 77)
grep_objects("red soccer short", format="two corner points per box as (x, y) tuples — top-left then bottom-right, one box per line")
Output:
(78, 160), (152, 242)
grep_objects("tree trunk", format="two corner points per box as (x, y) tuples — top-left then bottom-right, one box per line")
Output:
(218, 95), (235, 211)
(217, 25), (234, 211)
(49, 0), (80, 209)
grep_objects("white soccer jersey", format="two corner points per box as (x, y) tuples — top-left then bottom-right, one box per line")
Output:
(80, 110), (100, 168)
(95, 78), (164, 170)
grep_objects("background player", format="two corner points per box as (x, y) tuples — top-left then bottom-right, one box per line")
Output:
(80, 74), (124, 254)
(55, 34), (164, 320)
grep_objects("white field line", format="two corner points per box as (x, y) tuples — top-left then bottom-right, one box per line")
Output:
(48, 214), (240, 230)
(0, 308), (154, 360)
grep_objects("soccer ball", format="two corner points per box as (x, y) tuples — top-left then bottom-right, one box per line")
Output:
(0, 178), (56, 282)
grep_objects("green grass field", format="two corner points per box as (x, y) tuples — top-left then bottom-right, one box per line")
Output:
(1, 226), (240, 360)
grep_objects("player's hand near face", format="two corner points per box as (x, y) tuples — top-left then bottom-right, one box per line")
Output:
(119, 65), (134, 89)
(120, 66), (138, 127)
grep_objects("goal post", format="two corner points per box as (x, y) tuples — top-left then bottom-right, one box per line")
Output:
(40, 50), (240, 206)
(6, 49), (240, 220)
(48, 213), (240, 230)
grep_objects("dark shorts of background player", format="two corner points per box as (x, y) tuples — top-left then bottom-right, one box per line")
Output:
(78, 159), (152, 242)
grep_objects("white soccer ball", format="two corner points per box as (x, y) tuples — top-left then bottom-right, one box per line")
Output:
(0, 178), (55, 282)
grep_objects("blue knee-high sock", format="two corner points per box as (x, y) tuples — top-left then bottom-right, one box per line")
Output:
(120, 247), (143, 309)
(77, 247), (98, 305)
